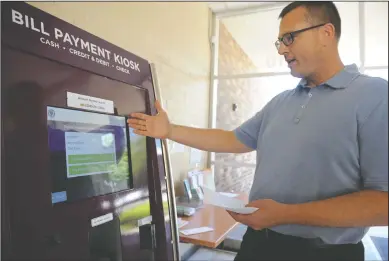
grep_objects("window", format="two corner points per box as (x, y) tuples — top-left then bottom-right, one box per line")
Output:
(216, 75), (299, 130)
(364, 69), (388, 81)
(218, 5), (289, 75)
(335, 2), (361, 66)
(211, 2), (388, 193)
(364, 2), (388, 67)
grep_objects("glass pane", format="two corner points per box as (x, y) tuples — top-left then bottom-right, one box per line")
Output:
(335, 2), (360, 66)
(218, 5), (288, 75)
(214, 74), (300, 190)
(364, 2), (389, 66)
(214, 164), (255, 194)
(217, 3), (360, 76)
(216, 75), (300, 130)
(364, 69), (388, 81)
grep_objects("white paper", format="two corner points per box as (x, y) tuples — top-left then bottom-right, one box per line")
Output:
(219, 192), (238, 198)
(190, 175), (198, 189)
(197, 173), (204, 187)
(202, 187), (258, 214)
(67, 92), (114, 114)
(178, 221), (188, 229)
(180, 226), (214, 235)
(177, 218), (189, 228)
(202, 169), (216, 191)
(226, 207), (258, 214)
(187, 170), (197, 178)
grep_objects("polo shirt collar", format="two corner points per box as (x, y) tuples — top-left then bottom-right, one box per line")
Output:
(297, 64), (360, 89)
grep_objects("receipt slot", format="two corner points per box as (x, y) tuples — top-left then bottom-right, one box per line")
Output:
(1, 2), (177, 261)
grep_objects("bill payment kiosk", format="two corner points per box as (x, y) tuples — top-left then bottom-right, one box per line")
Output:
(1, 2), (178, 261)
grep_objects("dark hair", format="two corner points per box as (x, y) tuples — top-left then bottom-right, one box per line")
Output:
(279, 1), (341, 40)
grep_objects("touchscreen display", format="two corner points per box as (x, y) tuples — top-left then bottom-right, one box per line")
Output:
(47, 106), (132, 204)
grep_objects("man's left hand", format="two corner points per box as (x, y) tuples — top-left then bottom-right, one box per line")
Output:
(227, 199), (291, 230)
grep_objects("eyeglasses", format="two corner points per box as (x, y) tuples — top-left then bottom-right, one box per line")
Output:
(275, 23), (326, 50)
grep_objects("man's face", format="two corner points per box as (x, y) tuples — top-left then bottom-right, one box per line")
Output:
(277, 6), (323, 78)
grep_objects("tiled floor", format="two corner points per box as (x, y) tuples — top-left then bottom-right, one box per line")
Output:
(184, 226), (388, 261)
(363, 235), (383, 261)
(180, 242), (200, 261)
(363, 226), (388, 261)
(368, 227), (388, 238)
(186, 240), (385, 261)
(187, 248), (236, 261)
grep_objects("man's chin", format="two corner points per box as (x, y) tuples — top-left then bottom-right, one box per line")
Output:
(290, 69), (304, 78)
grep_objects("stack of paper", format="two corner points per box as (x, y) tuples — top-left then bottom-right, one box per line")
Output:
(180, 227), (214, 235)
(219, 192), (238, 198)
(177, 218), (189, 228)
(202, 187), (258, 214)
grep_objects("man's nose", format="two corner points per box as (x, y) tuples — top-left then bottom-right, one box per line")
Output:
(277, 42), (288, 55)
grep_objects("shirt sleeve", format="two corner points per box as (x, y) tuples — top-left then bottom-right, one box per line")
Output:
(359, 96), (388, 192)
(233, 109), (265, 150)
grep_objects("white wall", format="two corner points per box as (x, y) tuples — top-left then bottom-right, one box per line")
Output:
(29, 2), (212, 193)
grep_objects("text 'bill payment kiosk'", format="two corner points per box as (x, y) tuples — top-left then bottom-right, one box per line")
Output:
(1, 2), (178, 261)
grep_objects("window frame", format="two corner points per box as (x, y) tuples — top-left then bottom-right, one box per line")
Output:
(208, 2), (388, 169)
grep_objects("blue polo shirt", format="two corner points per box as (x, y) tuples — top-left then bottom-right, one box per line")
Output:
(234, 64), (388, 244)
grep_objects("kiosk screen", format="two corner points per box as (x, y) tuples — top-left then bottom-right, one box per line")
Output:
(47, 106), (132, 204)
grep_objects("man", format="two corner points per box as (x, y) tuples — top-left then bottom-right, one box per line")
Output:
(128, 1), (388, 260)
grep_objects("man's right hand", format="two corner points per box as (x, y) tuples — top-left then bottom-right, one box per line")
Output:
(127, 100), (171, 139)
(128, 100), (253, 154)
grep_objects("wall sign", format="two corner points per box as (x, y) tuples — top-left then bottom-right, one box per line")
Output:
(1, 2), (151, 86)
(67, 92), (114, 114)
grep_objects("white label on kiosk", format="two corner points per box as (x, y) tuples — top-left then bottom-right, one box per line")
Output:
(91, 213), (114, 227)
(67, 92), (114, 114)
(137, 215), (153, 226)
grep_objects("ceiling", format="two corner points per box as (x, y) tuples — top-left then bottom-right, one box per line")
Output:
(207, 2), (289, 72)
(207, 2), (271, 13)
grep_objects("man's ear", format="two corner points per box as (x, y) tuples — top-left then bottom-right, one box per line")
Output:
(323, 23), (336, 39)
(320, 23), (336, 47)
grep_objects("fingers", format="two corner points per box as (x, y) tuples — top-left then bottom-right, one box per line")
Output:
(130, 112), (150, 120)
(155, 100), (164, 113)
(128, 123), (147, 131)
(133, 129), (148, 136)
(127, 118), (147, 126)
(227, 210), (238, 219)
(246, 199), (264, 208)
